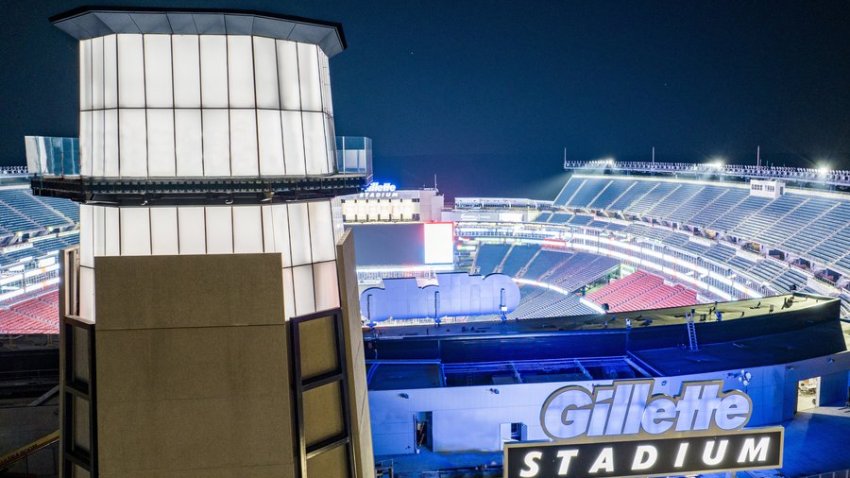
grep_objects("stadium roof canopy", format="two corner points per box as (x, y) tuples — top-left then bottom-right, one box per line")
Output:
(50, 7), (347, 57)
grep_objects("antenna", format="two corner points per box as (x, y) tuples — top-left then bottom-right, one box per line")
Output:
(563, 147), (567, 169)
(652, 146), (656, 164)
(433, 174), (438, 191)
(756, 146), (761, 169)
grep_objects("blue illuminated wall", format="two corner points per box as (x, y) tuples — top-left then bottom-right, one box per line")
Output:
(361, 272), (521, 322)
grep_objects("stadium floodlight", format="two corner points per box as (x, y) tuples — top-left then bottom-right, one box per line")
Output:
(706, 157), (725, 169)
(817, 162), (831, 176)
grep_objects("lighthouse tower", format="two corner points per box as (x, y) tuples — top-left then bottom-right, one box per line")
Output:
(31, 8), (373, 478)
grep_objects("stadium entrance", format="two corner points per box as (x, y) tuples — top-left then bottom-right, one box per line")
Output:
(797, 377), (821, 412)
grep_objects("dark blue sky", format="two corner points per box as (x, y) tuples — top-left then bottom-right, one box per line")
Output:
(2, 1), (849, 199)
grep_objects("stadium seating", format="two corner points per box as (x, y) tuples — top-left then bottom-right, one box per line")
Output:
(587, 271), (698, 313)
(523, 251), (572, 280)
(0, 291), (59, 334)
(474, 244), (511, 275)
(499, 245), (540, 276)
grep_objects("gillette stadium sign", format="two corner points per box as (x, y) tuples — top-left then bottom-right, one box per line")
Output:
(503, 380), (783, 478)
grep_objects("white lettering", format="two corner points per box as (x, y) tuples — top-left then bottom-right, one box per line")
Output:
(588, 447), (614, 473)
(737, 437), (770, 463)
(641, 398), (676, 434)
(556, 449), (579, 475)
(673, 442), (689, 467)
(702, 439), (729, 466)
(718, 394), (751, 430)
(631, 445), (658, 470)
(519, 451), (542, 478)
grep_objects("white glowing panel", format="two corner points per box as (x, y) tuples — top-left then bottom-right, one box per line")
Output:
(200, 36), (228, 108)
(91, 37), (104, 109)
(103, 35), (118, 108)
(202, 109), (230, 176)
(147, 109), (176, 177)
(277, 40), (300, 110)
(302, 112), (328, 174)
(80, 39), (91, 110)
(282, 268), (296, 320)
(253, 37), (280, 109)
(232, 207), (263, 253)
(144, 34), (173, 108)
(120, 208), (152, 256)
(287, 202), (312, 266)
(227, 36), (255, 108)
(79, 112), (92, 176)
(79, 266), (96, 321)
(104, 110), (119, 176)
(90, 110), (104, 176)
(257, 110), (285, 175)
(177, 207), (206, 254)
(205, 207), (233, 254)
(424, 222), (454, 264)
(150, 207), (179, 255)
(308, 201), (335, 262)
(282, 111), (306, 175)
(313, 260), (340, 311)
(297, 43), (322, 112)
(104, 207), (120, 256)
(292, 264), (316, 316)
(174, 109), (203, 176)
(266, 205), (293, 267)
(229, 109), (259, 176)
(79, 205), (94, 268)
(117, 34), (145, 107)
(119, 109), (147, 177)
(172, 35), (201, 108)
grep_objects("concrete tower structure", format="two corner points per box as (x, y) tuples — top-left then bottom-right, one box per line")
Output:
(30, 8), (373, 478)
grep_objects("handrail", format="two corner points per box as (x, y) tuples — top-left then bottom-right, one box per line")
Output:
(0, 430), (60, 469)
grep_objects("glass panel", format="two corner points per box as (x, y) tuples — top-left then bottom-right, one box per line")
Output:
(79, 205), (94, 268)
(308, 200), (335, 262)
(253, 36), (280, 109)
(104, 109), (119, 176)
(173, 35), (201, 108)
(229, 109), (258, 176)
(313, 260), (340, 311)
(202, 109), (230, 176)
(282, 267), (296, 320)
(200, 36), (228, 108)
(297, 43), (322, 112)
(80, 39), (91, 110)
(293, 264), (316, 316)
(319, 51), (333, 117)
(91, 110), (104, 176)
(79, 266), (96, 321)
(269, 204), (292, 267)
(282, 111), (305, 176)
(120, 208), (152, 256)
(150, 207), (179, 255)
(177, 207), (206, 254)
(91, 36), (104, 109)
(287, 202), (312, 266)
(119, 109), (148, 177)
(232, 206), (263, 253)
(257, 110), (285, 176)
(144, 34), (173, 108)
(277, 40), (300, 110)
(324, 114), (337, 174)
(227, 36), (255, 108)
(104, 206), (120, 256)
(302, 112), (327, 175)
(79, 111), (92, 176)
(147, 109), (176, 177)
(205, 206), (233, 254)
(117, 34), (145, 108)
(104, 35), (118, 108)
(174, 109), (203, 176)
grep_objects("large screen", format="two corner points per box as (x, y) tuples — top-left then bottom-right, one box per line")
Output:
(350, 223), (454, 267)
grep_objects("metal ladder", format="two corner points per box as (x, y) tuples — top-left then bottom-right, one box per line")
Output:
(686, 315), (699, 352)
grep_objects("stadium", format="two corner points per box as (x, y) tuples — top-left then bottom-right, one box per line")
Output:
(0, 5), (849, 478)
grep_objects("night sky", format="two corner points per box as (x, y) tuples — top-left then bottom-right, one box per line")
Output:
(2, 1), (850, 199)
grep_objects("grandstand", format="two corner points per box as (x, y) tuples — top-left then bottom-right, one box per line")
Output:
(587, 270), (698, 312)
(1, 172), (79, 335)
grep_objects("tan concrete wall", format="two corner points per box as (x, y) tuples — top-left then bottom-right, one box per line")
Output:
(336, 230), (375, 478)
(93, 254), (296, 478)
